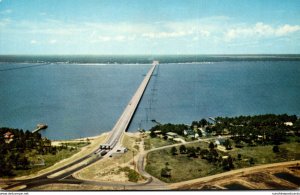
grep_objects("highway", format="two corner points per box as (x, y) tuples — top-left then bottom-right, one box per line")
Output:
(104, 61), (158, 150)
(1, 61), (158, 190)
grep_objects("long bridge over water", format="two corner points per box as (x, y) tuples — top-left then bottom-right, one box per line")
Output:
(2, 61), (159, 190)
(100, 60), (158, 150)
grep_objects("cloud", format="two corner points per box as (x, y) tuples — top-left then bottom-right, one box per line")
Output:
(49, 39), (57, 44)
(0, 9), (12, 14)
(0, 18), (10, 27)
(39, 12), (47, 16)
(276, 24), (300, 36)
(225, 22), (300, 41)
(30, 40), (37, 44)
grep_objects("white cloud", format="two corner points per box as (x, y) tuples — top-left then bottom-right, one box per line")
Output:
(49, 39), (57, 44)
(276, 24), (300, 36)
(225, 22), (300, 41)
(0, 9), (12, 14)
(0, 18), (10, 27)
(30, 40), (37, 44)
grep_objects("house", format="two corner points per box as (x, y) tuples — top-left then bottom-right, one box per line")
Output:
(198, 127), (207, 137)
(4, 131), (14, 139)
(284, 122), (293, 126)
(215, 136), (225, 145)
(116, 147), (128, 153)
(154, 130), (162, 134)
(4, 131), (14, 144)
(183, 129), (195, 137)
(166, 132), (178, 138)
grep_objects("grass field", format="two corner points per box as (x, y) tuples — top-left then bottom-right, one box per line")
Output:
(145, 141), (300, 183)
(13, 146), (83, 177)
(144, 136), (177, 150)
(229, 142), (300, 168)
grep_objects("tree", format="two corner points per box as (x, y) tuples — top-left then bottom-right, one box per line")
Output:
(187, 147), (197, 158)
(273, 145), (280, 153)
(199, 119), (208, 127)
(171, 147), (177, 155)
(161, 162), (171, 178)
(249, 158), (255, 165)
(163, 135), (168, 140)
(200, 149), (209, 159)
(150, 130), (156, 138)
(209, 142), (215, 150)
(237, 154), (242, 160)
(224, 139), (232, 150)
(196, 147), (201, 154)
(179, 145), (187, 154)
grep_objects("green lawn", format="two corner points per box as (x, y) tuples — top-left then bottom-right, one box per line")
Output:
(144, 136), (176, 150)
(145, 141), (300, 183)
(229, 142), (300, 168)
(13, 146), (86, 177)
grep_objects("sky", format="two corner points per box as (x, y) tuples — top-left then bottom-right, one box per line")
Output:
(0, 0), (300, 55)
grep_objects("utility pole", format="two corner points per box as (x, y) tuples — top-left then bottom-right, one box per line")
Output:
(132, 150), (135, 171)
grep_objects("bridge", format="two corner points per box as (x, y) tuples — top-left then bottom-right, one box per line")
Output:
(1, 61), (159, 191)
(100, 60), (158, 151)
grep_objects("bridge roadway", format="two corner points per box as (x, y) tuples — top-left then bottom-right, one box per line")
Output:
(1, 61), (157, 190)
(104, 61), (158, 150)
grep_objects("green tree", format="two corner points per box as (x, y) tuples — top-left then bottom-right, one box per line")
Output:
(179, 145), (187, 154)
(224, 139), (232, 150)
(171, 146), (177, 155)
(196, 147), (201, 154)
(237, 154), (242, 160)
(249, 158), (255, 165)
(209, 142), (215, 150)
(150, 130), (156, 138)
(273, 145), (280, 153)
(199, 119), (208, 127)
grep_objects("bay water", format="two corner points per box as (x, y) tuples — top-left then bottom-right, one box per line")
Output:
(0, 60), (299, 140)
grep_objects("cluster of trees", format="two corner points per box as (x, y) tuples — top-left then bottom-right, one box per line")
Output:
(209, 114), (299, 146)
(150, 123), (188, 137)
(0, 127), (61, 176)
(170, 142), (238, 171)
(191, 119), (211, 128)
(160, 162), (172, 178)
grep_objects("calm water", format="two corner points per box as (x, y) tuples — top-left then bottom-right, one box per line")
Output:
(129, 61), (300, 131)
(1, 60), (300, 139)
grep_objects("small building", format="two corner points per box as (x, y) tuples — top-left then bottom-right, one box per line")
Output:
(183, 129), (195, 136)
(4, 131), (14, 144)
(222, 155), (229, 160)
(154, 130), (162, 134)
(166, 132), (178, 138)
(215, 136), (225, 145)
(284, 122), (293, 126)
(116, 147), (128, 153)
(4, 131), (14, 139)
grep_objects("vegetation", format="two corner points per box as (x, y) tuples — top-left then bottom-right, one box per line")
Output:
(118, 167), (143, 182)
(146, 141), (300, 183)
(0, 127), (85, 177)
(145, 114), (300, 182)
(150, 123), (188, 136)
(213, 114), (299, 145)
(144, 136), (175, 150)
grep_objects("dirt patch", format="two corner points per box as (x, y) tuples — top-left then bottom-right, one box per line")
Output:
(30, 183), (123, 190)
(172, 161), (300, 190)
(74, 133), (145, 183)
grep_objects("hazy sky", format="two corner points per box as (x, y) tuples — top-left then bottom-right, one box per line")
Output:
(0, 0), (300, 54)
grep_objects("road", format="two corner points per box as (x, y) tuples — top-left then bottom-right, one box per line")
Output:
(1, 62), (157, 190)
(105, 61), (157, 149)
